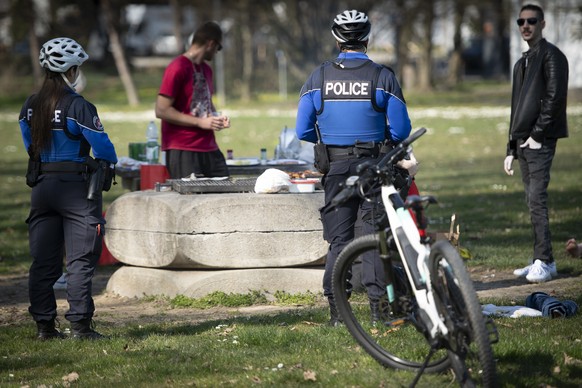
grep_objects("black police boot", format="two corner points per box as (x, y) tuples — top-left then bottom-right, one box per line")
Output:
(71, 319), (107, 340)
(370, 300), (381, 324)
(36, 319), (66, 340)
(369, 298), (390, 326)
(328, 298), (343, 327)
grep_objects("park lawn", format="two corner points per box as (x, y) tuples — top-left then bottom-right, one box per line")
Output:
(0, 81), (581, 386)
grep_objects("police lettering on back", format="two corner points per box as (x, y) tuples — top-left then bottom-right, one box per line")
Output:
(25, 108), (65, 125)
(324, 80), (372, 99)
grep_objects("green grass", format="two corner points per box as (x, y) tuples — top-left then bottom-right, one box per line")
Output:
(1, 81), (582, 386)
(1, 306), (581, 387)
(170, 291), (269, 309)
(411, 113), (582, 273)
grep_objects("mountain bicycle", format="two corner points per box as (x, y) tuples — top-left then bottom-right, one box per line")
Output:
(330, 127), (498, 387)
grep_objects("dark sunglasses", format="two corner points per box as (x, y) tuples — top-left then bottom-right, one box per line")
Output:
(517, 17), (539, 26)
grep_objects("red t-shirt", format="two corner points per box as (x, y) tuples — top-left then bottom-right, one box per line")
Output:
(158, 55), (218, 152)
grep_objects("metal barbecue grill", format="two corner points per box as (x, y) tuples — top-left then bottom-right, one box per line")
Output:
(170, 178), (256, 194)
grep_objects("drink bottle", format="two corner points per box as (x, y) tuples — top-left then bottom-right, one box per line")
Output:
(146, 121), (159, 164)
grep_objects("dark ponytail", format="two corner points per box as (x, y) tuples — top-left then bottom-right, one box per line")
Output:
(29, 69), (69, 157)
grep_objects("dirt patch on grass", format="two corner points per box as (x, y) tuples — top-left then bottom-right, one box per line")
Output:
(1, 265), (580, 328)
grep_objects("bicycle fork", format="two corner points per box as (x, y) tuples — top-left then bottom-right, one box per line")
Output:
(381, 185), (449, 340)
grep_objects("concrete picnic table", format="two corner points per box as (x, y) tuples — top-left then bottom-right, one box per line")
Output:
(104, 189), (327, 298)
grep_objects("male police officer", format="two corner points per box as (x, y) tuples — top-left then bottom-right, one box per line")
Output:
(296, 10), (412, 325)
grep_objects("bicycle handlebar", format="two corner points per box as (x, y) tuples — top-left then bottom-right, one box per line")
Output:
(330, 127), (427, 208)
(376, 127), (427, 169)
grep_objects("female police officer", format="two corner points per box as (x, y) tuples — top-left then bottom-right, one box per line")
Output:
(19, 37), (117, 339)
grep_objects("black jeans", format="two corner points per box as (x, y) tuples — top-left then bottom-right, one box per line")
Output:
(319, 157), (385, 300)
(526, 292), (578, 317)
(516, 138), (557, 262)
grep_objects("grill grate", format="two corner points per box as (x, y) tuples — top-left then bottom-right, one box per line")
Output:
(170, 178), (256, 194)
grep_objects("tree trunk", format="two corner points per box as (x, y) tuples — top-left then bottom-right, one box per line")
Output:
(169, 0), (184, 54)
(418, 0), (435, 91)
(28, 0), (41, 88)
(101, 0), (139, 106)
(447, 0), (466, 86)
(393, 0), (415, 88)
(239, 1), (253, 102)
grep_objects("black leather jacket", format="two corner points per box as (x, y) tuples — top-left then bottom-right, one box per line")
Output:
(507, 39), (569, 157)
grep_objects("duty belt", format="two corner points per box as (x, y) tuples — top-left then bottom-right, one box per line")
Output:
(40, 161), (87, 174)
(327, 142), (381, 162)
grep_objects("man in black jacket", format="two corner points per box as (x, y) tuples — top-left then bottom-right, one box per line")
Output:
(504, 4), (569, 283)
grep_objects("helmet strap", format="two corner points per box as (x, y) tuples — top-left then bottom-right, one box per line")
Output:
(60, 72), (78, 92)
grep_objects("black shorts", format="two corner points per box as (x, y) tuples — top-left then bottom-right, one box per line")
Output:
(166, 149), (229, 179)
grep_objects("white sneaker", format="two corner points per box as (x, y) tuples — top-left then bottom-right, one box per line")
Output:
(513, 260), (557, 278)
(513, 263), (531, 277)
(525, 260), (556, 283)
(53, 274), (67, 290)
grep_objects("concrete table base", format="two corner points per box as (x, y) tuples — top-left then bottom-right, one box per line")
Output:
(106, 266), (325, 299)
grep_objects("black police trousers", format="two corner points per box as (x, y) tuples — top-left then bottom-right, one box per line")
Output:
(319, 156), (386, 300)
(26, 173), (104, 323)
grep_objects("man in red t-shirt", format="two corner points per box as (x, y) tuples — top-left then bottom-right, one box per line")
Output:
(155, 21), (230, 179)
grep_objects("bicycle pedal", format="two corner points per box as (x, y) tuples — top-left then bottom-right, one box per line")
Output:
(373, 317), (407, 330)
(387, 318), (407, 327)
(484, 316), (499, 344)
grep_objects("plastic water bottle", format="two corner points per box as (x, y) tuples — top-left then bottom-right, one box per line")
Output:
(146, 121), (159, 164)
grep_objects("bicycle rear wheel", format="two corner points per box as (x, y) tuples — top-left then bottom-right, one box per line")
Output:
(332, 234), (451, 373)
(428, 240), (497, 387)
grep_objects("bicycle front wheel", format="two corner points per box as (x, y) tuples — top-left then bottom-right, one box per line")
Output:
(332, 234), (451, 373)
(429, 240), (497, 387)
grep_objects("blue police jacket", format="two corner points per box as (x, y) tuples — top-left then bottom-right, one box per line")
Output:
(296, 52), (411, 146)
(19, 89), (117, 164)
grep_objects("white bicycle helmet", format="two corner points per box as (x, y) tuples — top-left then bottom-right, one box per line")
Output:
(331, 10), (371, 44)
(39, 37), (88, 73)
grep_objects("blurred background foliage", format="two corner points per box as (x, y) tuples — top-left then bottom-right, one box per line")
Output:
(1, 0), (581, 109)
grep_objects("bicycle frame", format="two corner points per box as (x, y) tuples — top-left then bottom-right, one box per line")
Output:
(331, 128), (498, 386)
(332, 126), (449, 339)
(380, 183), (449, 340)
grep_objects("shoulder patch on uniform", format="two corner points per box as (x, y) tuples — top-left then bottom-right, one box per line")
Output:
(93, 116), (104, 131)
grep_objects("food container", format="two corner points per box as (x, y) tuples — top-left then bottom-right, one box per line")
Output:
(289, 179), (318, 193)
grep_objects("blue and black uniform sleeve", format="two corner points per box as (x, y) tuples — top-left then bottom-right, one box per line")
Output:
(68, 98), (118, 163)
(19, 96), (34, 153)
(296, 70), (319, 144)
(377, 67), (411, 143)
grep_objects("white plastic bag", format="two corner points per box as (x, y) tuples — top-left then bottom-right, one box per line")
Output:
(275, 126), (302, 159)
(273, 126), (314, 163)
(481, 304), (542, 318)
(254, 168), (291, 194)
